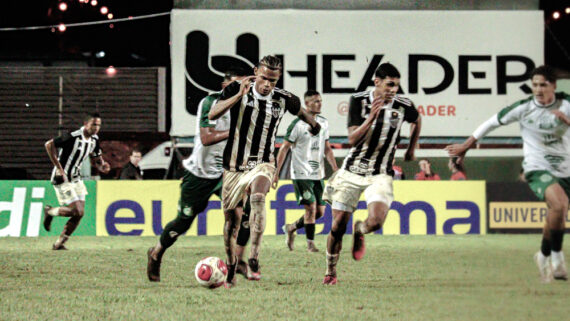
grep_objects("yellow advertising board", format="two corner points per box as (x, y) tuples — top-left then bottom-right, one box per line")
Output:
(96, 180), (486, 236)
(489, 202), (570, 229)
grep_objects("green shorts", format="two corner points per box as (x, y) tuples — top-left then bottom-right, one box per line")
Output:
(293, 179), (326, 206)
(178, 170), (223, 218)
(525, 170), (570, 201)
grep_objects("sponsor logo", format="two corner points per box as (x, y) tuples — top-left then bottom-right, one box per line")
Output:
(489, 202), (570, 229)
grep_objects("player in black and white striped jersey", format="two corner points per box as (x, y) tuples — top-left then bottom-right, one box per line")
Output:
(322, 63), (421, 285)
(43, 112), (110, 250)
(209, 55), (321, 287)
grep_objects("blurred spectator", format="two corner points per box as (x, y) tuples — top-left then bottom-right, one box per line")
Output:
(392, 158), (405, 180)
(415, 158), (440, 180)
(448, 157), (467, 180)
(120, 149), (143, 180)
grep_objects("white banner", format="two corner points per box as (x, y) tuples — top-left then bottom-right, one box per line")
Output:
(171, 9), (543, 137)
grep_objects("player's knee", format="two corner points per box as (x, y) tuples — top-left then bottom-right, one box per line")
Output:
(250, 193), (265, 205)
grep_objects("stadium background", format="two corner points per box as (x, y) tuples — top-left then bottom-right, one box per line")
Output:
(1, 0), (569, 236)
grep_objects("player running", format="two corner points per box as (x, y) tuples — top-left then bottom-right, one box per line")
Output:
(274, 90), (338, 252)
(322, 63), (421, 285)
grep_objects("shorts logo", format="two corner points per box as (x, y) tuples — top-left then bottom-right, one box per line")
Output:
(242, 220), (250, 228)
(183, 206), (192, 216)
(169, 231), (179, 238)
(539, 174), (552, 183)
(303, 191), (312, 200)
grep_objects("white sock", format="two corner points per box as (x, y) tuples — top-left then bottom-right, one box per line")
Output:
(48, 207), (60, 216)
(552, 251), (564, 267)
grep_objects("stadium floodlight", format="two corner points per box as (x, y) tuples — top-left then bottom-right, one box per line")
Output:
(107, 13), (113, 19)
(106, 66), (117, 76)
(552, 11), (560, 19)
(59, 2), (68, 11)
(91, 0), (97, 6)
(100, 6), (108, 15)
(58, 24), (66, 32)
(95, 51), (105, 58)
(566, 7), (570, 14)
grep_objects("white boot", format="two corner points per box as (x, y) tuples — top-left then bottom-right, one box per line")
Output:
(551, 251), (568, 281)
(534, 251), (553, 283)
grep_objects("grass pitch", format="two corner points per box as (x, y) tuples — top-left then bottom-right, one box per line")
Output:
(0, 234), (569, 321)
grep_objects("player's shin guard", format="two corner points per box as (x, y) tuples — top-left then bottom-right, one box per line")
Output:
(325, 251), (339, 276)
(305, 223), (315, 241)
(249, 193), (266, 259)
(550, 229), (564, 252)
(541, 237), (552, 256)
(159, 215), (196, 250)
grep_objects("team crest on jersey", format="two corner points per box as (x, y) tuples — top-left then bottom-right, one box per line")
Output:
(389, 111), (400, 128)
(271, 104), (281, 118)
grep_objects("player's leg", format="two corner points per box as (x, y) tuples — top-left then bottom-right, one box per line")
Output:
(147, 171), (221, 282)
(352, 174), (394, 261)
(544, 183), (568, 280)
(235, 198), (251, 277)
(43, 182), (79, 232)
(223, 207), (243, 287)
(247, 175), (271, 280)
(324, 208), (351, 285)
(53, 200), (84, 250)
(352, 202), (389, 261)
(306, 180), (327, 252)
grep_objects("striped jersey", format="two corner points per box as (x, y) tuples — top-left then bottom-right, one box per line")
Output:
(183, 92), (230, 179)
(50, 127), (101, 183)
(284, 115), (330, 180)
(494, 92), (570, 177)
(342, 90), (419, 176)
(220, 81), (301, 172)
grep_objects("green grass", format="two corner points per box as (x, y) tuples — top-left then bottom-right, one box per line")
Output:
(0, 235), (568, 321)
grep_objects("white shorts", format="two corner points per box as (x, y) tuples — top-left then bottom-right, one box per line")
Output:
(54, 180), (88, 206)
(222, 163), (275, 211)
(323, 169), (393, 212)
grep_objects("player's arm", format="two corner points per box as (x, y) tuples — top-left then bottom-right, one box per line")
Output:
(92, 155), (111, 174)
(272, 140), (292, 189)
(209, 76), (255, 120)
(200, 127), (229, 146)
(445, 115), (501, 161)
(404, 115), (421, 161)
(347, 97), (381, 146)
(324, 140), (338, 171)
(200, 96), (229, 146)
(297, 108), (321, 135)
(551, 110), (570, 126)
(44, 138), (66, 180)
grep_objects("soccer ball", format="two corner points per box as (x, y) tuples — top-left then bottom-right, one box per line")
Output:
(194, 256), (228, 288)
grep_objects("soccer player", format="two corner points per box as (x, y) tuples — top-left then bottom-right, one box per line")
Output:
(146, 69), (249, 282)
(209, 55), (321, 287)
(273, 90), (338, 252)
(43, 112), (110, 250)
(322, 63), (421, 285)
(446, 65), (570, 282)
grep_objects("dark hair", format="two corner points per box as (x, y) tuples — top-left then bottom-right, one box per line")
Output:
(258, 55), (282, 71)
(304, 90), (320, 100)
(84, 112), (101, 122)
(419, 158), (430, 164)
(530, 65), (557, 83)
(375, 62), (401, 79)
(451, 157), (465, 172)
(224, 66), (252, 81)
(131, 148), (142, 156)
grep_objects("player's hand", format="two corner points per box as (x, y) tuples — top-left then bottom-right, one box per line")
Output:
(444, 144), (467, 163)
(271, 173), (279, 189)
(369, 97), (383, 120)
(239, 76), (256, 96)
(551, 110), (570, 126)
(98, 162), (111, 174)
(55, 168), (68, 183)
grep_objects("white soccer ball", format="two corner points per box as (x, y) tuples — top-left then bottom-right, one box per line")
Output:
(194, 256), (228, 288)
